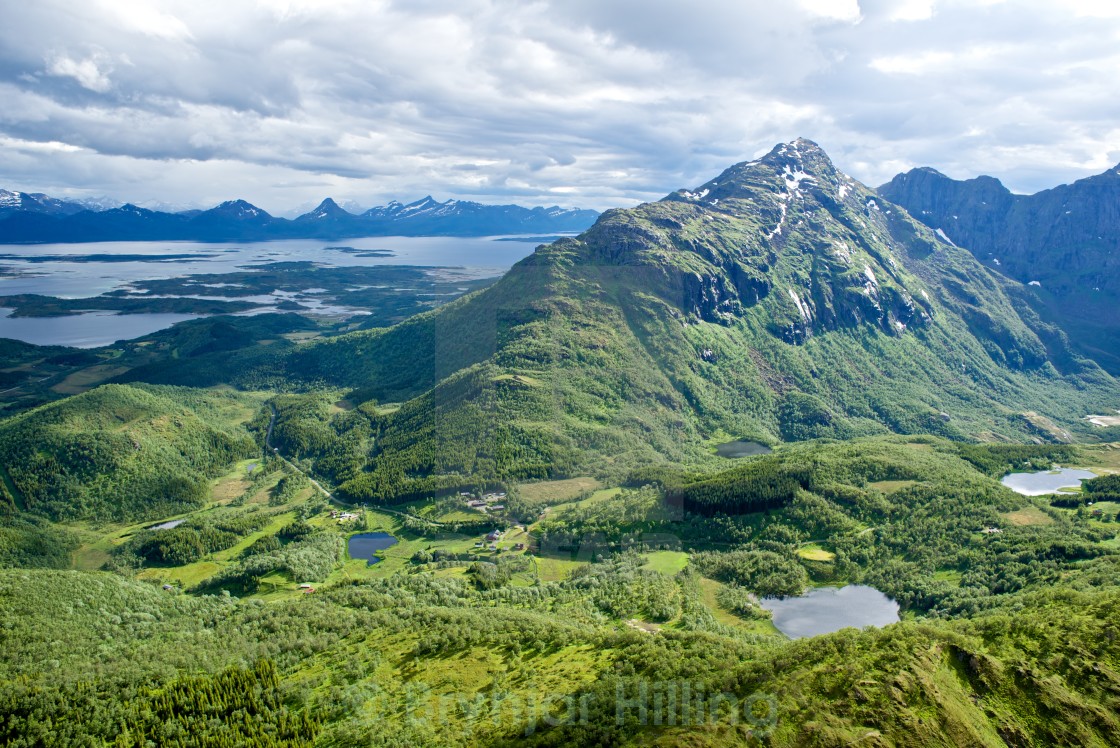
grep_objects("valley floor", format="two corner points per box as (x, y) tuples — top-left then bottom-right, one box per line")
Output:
(5, 408), (1120, 746)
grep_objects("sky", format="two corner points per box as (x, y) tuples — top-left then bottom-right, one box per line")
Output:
(2, 0), (1120, 215)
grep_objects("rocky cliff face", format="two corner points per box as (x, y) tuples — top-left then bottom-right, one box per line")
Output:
(880, 165), (1120, 373)
(571, 138), (939, 343)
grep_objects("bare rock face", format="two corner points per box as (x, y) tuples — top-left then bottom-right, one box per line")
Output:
(880, 163), (1120, 373)
(570, 138), (950, 344)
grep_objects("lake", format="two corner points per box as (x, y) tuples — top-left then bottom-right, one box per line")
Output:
(759, 585), (900, 639)
(148, 519), (187, 531)
(1001, 468), (1097, 496)
(0, 235), (543, 346)
(347, 532), (399, 566)
(0, 308), (201, 348)
(715, 440), (772, 458)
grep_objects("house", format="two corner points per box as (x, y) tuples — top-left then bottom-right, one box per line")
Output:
(488, 543), (498, 551)
(485, 529), (503, 542)
(981, 527), (1003, 534)
(514, 543), (526, 551)
(299, 583), (314, 589)
(490, 505), (505, 511)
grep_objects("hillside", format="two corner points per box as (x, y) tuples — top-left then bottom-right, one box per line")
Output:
(0, 384), (258, 521)
(879, 164), (1120, 374)
(2, 565), (1118, 746)
(2, 406), (1118, 745)
(269, 139), (1120, 503)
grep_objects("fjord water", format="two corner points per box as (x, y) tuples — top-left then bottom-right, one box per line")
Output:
(347, 532), (398, 565)
(0, 308), (201, 348)
(0, 235), (540, 346)
(1001, 467), (1097, 496)
(759, 585), (900, 639)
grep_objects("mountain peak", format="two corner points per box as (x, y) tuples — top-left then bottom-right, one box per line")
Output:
(294, 197), (357, 222)
(755, 137), (835, 175)
(568, 142), (976, 342)
(667, 139), (845, 210)
(192, 200), (273, 225)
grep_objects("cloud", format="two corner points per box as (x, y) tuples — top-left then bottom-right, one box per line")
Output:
(45, 51), (114, 92)
(0, 0), (1119, 211)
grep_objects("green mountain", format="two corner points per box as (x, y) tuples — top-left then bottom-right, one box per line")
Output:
(879, 164), (1120, 374)
(0, 384), (257, 521)
(272, 139), (1118, 503)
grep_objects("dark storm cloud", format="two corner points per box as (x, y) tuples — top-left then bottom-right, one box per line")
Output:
(0, 0), (1118, 212)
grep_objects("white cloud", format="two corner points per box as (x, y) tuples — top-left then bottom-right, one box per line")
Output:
(45, 52), (114, 92)
(0, 0), (1119, 210)
(99, 0), (193, 40)
(1064, 0), (1120, 18)
(0, 136), (84, 153)
(889, 0), (935, 21)
(796, 0), (862, 22)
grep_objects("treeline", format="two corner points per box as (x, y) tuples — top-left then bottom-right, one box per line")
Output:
(674, 457), (809, 516)
(627, 456), (808, 517)
(0, 512), (77, 569)
(691, 548), (808, 597)
(0, 660), (317, 748)
(955, 443), (1077, 477)
(1082, 473), (1120, 501)
(195, 530), (343, 594)
(116, 659), (318, 747)
(114, 512), (273, 567)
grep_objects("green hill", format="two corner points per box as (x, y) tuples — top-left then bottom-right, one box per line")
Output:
(0, 384), (257, 521)
(267, 139), (1119, 503)
(2, 566), (1118, 747)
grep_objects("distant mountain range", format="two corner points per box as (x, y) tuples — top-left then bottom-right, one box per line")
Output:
(879, 163), (1120, 374)
(0, 191), (599, 242)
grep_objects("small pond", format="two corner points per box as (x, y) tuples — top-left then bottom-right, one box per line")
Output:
(759, 585), (900, 639)
(715, 440), (773, 458)
(148, 519), (186, 531)
(1000, 468), (1097, 496)
(348, 532), (399, 566)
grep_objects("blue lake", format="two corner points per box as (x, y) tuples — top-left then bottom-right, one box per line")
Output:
(1001, 468), (1097, 496)
(348, 532), (399, 566)
(759, 585), (900, 639)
